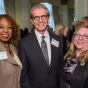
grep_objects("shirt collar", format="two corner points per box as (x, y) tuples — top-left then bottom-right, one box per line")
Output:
(35, 29), (49, 39)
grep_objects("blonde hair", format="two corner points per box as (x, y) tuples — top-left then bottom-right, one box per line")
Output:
(64, 25), (88, 64)
(54, 24), (65, 35)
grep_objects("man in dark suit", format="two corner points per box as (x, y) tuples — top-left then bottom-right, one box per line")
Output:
(18, 4), (63, 88)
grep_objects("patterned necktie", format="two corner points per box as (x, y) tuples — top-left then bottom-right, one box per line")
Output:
(41, 36), (49, 65)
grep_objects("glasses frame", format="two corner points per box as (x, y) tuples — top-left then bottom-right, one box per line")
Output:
(32, 15), (49, 21)
(74, 34), (88, 39)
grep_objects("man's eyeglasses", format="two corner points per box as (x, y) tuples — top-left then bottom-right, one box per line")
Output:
(74, 34), (88, 39)
(32, 15), (49, 21)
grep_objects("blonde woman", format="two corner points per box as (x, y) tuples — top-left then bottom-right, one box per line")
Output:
(59, 25), (88, 88)
(55, 24), (69, 55)
(54, 24), (65, 36)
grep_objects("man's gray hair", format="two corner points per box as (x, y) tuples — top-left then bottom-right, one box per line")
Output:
(30, 4), (50, 19)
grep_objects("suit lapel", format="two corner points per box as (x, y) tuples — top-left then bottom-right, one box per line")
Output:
(10, 44), (22, 69)
(0, 43), (20, 67)
(49, 32), (59, 70)
(30, 32), (49, 66)
(30, 32), (57, 68)
(5, 52), (18, 65)
(49, 33), (56, 68)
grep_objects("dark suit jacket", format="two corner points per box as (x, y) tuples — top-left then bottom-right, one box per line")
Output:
(18, 31), (63, 88)
(70, 61), (88, 88)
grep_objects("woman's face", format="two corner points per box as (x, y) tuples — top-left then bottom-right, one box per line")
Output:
(0, 18), (12, 43)
(59, 28), (64, 36)
(74, 28), (88, 52)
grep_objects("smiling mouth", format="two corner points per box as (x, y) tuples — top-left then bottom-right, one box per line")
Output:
(2, 34), (9, 39)
(77, 42), (84, 45)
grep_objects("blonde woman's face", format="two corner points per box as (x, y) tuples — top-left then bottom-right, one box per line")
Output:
(74, 28), (88, 52)
(59, 28), (64, 35)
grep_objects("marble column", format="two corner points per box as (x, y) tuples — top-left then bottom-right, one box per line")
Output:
(15, 0), (32, 32)
(75, 0), (88, 21)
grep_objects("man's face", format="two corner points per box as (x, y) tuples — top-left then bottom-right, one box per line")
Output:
(31, 8), (50, 34)
(82, 18), (88, 27)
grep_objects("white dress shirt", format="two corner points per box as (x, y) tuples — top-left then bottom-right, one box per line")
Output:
(35, 29), (51, 65)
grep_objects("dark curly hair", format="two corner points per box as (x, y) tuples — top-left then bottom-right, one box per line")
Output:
(0, 14), (20, 41)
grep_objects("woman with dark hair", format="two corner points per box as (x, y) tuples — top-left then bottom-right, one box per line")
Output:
(0, 14), (22, 88)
